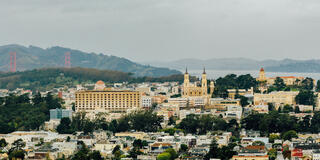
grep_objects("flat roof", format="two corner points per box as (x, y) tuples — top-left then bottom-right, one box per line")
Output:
(76, 90), (140, 93)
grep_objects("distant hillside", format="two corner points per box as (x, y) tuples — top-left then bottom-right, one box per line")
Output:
(144, 58), (320, 73)
(0, 44), (180, 77)
(0, 67), (196, 91)
(265, 60), (320, 73)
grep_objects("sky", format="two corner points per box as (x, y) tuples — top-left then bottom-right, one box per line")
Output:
(1, 0), (320, 62)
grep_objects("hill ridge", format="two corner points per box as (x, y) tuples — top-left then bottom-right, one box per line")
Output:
(0, 44), (181, 77)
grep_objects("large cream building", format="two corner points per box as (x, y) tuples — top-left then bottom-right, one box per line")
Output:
(75, 81), (141, 113)
(257, 68), (304, 86)
(254, 91), (299, 107)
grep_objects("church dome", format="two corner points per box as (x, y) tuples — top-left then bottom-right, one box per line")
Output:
(96, 80), (105, 85)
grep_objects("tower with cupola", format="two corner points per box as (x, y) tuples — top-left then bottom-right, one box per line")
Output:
(183, 68), (190, 96)
(201, 68), (208, 96)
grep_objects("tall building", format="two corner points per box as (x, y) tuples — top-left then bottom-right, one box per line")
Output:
(75, 81), (141, 113)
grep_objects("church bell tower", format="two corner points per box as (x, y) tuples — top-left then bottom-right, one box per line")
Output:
(201, 67), (207, 96)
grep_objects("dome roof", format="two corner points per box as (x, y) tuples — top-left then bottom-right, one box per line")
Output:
(96, 80), (105, 85)
(260, 67), (264, 72)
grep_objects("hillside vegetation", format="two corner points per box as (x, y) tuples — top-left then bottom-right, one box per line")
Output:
(0, 44), (180, 77)
(0, 67), (195, 91)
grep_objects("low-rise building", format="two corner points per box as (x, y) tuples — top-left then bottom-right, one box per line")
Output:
(142, 96), (152, 108)
(50, 108), (73, 120)
(207, 98), (241, 111)
(254, 91), (299, 107)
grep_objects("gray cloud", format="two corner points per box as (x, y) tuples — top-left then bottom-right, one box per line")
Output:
(0, 0), (320, 62)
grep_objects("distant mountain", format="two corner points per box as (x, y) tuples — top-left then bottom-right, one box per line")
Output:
(143, 58), (320, 73)
(0, 44), (180, 77)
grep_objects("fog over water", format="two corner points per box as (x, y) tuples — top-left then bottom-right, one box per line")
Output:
(187, 70), (320, 80)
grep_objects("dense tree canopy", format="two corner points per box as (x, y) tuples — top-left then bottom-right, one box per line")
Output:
(204, 139), (236, 160)
(177, 114), (239, 135)
(0, 68), (195, 91)
(0, 93), (61, 134)
(57, 110), (163, 134)
(242, 111), (320, 134)
(295, 90), (315, 105)
(213, 74), (258, 98)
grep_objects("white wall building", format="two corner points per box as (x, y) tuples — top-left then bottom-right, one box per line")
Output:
(142, 96), (153, 108)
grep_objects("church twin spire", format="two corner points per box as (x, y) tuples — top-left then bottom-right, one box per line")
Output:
(184, 67), (206, 74)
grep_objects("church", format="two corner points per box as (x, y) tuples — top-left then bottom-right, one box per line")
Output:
(257, 67), (304, 86)
(182, 68), (214, 98)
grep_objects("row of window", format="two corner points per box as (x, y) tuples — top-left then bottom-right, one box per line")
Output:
(76, 94), (139, 98)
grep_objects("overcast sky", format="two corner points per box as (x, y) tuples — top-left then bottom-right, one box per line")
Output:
(1, 0), (320, 62)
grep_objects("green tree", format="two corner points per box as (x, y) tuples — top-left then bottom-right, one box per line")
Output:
(235, 95), (249, 107)
(269, 134), (280, 143)
(179, 144), (188, 153)
(268, 148), (277, 160)
(126, 110), (163, 132)
(45, 92), (62, 109)
(310, 112), (320, 133)
(133, 139), (143, 149)
(282, 104), (293, 113)
(268, 103), (275, 111)
(316, 80), (320, 92)
(11, 139), (25, 150)
(157, 152), (171, 160)
(168, 116), (176, 126)
(128, 147), (143, 159)
(204, 139), (219, 160)
(241, 112), (299, 134)
(274, 77), (286, 91)
(8, 139), (26, 160)
(162, 128), (177, 136)
(164, 148), (178, 160)
(0, 138), (8, 149)
(295, 90), (315, 105)
(56, 117), (74, 134)
(281, 130), (298, 141)
(9, 150), (25, 160)
(177, 114), (199, 134)
(0, 94), (56, 134)
(112, 145), (121, 154)
(301, 77), (314, 91)
(212, 74), (257, 98)
(204, 139), (236, 160)
(72, 143), (90, 160)
(109, 120), (118, 133)
(299, 115), (311, 133)
(71, 102), (76, 112)
(83, 120), (95, 135)
(88, 150), (104, 160)
(32, 92), (43, 105)
(294, 106), (300, 113)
